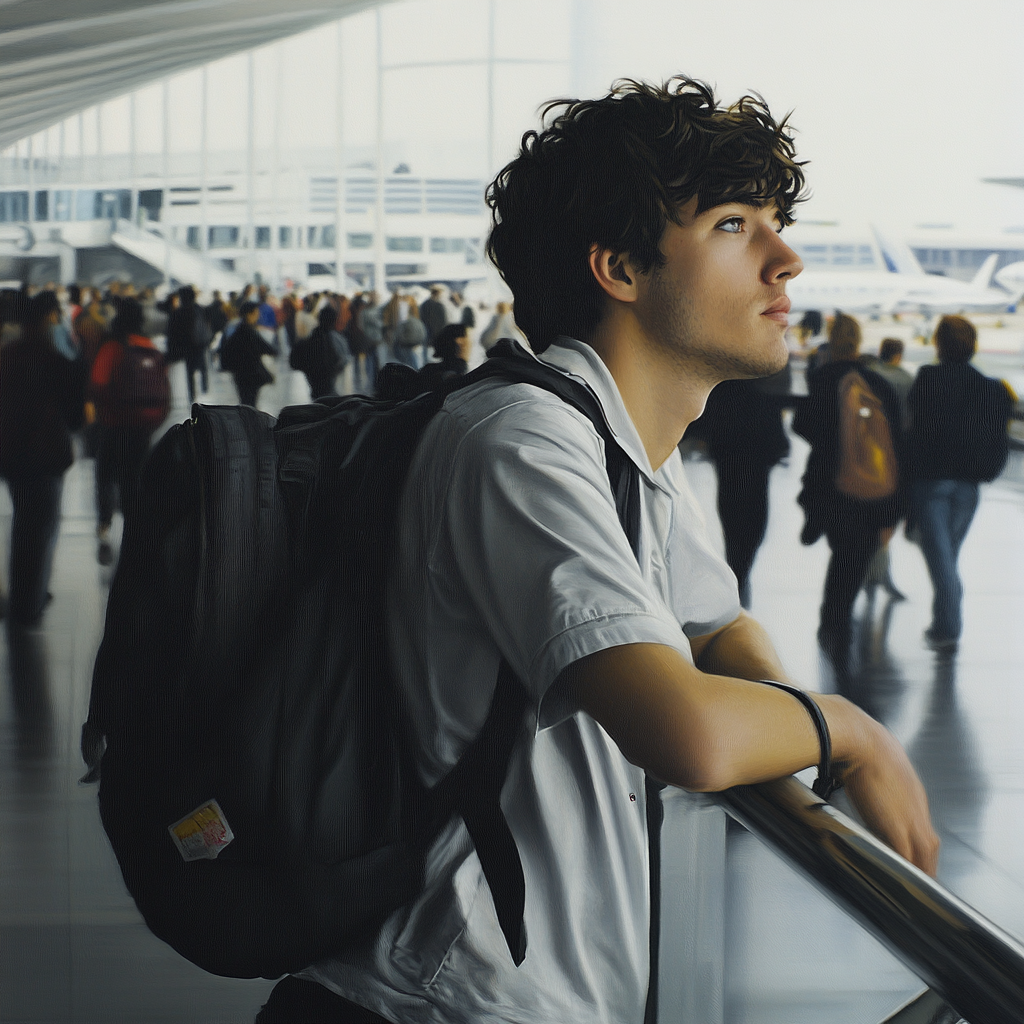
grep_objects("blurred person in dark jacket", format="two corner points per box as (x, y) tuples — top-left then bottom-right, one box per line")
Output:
(0, 292), (86, 627)
(908, 315), (1013, 650)
(419, 322), (471, 388)
(219, 300), (275, 407)
(686, 375), (790, 609)
(166, 286), (212, 404)
(419, 284), (448, 344)
(289, 306), (351, 399)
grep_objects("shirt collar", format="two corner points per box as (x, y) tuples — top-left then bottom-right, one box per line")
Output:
(536, 336), (667, 492)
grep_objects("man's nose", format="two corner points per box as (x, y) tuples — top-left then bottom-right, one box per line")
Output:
(764, 233), (803, 284)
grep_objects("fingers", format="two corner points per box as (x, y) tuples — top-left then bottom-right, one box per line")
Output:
(884, 819), (940, 877)
(842, 732), (941, 878)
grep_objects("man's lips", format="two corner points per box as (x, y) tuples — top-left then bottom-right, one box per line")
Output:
(761, 297), (791, 323)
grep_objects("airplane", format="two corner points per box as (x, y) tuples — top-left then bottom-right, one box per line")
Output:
(995, 260), (1024, 306)
(786, 228), (1024, 315)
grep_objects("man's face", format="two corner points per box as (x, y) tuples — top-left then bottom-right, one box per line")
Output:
(633, 198), (802, 382)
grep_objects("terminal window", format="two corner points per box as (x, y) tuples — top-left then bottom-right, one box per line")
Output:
(387, 236), (423, 252)
(321, 225), (336, 248)
(0, 192), (28, 223)
(208, 226), (238, 249)
(76, 191), (97, 221)
(279, 226), (293, 249)
(348, 233), (373, 249)
(255, 226), (271, 249)
(430, 237), (466, 253)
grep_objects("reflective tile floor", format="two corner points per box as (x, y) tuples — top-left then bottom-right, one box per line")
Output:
(2, 354), (1023, 1023)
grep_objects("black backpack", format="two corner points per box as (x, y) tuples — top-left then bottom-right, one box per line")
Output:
(962, 375), (1014, 482)
(192, 307), (214, 349)
(82, 340), (640, 980)
(910, 364), (1014, 483)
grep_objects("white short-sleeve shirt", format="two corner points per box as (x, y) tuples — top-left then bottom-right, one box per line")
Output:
(304, 337), (740, 1023)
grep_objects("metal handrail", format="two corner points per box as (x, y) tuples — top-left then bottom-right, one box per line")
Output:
(716, 777), (1024, 1024)
(882, 989), (964, 1024)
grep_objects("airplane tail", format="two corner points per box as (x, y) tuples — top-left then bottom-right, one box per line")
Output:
(995, 261), (1024, 306)
(870, 226), (924, 275)
(969, 253), (999, 290)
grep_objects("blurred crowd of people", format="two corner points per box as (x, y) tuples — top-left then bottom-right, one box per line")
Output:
(689, 308), (1015, 676)
(0, 276), (526, 628)
(0, 276), (1014, 668)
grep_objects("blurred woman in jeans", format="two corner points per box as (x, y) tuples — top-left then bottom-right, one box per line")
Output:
(908, 315), (1013, 650)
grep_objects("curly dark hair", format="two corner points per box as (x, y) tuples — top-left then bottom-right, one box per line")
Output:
(486, 77), (807, 352)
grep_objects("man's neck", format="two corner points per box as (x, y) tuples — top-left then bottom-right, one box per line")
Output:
(583, 318), (714, 471)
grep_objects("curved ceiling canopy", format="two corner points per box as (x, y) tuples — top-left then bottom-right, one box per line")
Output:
(0, 0), (387, 151)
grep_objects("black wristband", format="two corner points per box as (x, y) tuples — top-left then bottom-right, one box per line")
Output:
(755, 679), (843, 800)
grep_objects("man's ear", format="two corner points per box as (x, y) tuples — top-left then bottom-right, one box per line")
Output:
(589, 246), (638, 303)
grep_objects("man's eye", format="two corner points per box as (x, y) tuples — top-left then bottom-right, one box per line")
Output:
(717, 217), (744, 233)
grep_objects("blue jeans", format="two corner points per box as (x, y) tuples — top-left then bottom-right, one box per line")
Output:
(913, 479), (980, 641)
(7, 475), (64, 626)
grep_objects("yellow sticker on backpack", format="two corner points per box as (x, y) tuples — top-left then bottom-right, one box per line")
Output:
(168, 800), (235, 861)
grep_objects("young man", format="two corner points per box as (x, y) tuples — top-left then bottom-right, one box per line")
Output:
(287, 78), (937, 1024)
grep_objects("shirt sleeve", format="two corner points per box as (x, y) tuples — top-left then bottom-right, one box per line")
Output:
(437, 390), (689, 726)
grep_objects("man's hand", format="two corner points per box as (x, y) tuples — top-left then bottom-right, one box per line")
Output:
(820, 694), (940, 876)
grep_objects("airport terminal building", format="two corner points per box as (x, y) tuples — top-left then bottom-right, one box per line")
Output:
(3, 4), (1024, 1024)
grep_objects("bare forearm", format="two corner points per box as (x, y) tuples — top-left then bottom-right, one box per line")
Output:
(565, 641), (938, 874)
(566, 642), (872, 792)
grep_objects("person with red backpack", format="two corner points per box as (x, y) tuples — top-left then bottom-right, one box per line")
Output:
(89, 298), (170, 566)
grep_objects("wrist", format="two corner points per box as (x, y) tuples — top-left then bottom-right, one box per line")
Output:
(816, 693), (877, 774)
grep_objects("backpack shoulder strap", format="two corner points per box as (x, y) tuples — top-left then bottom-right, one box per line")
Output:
(463, 340), (641, 555)
(433, 341), (642, 966)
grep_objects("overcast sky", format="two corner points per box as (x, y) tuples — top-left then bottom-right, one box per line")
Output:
(315, 0), (1024, 233)
(26, 0), (1024, 236)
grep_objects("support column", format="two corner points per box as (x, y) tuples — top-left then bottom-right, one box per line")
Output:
(272, 43), (283, 289)
(373, 7), (385, 295)
(129, 90), (138, 225)
(97, 103), (103, 184)
(162, 78), (171, 287)
(334, 18), (346, 293)
(58, 243), (77, 285)
(200, 64), (210, 293)
(246, 50), (256, 282)
(486, 0), (496, 177)
(27, 135), (34, 225)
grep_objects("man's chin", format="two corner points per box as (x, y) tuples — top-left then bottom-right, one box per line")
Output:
(720, 345), (789, 382)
